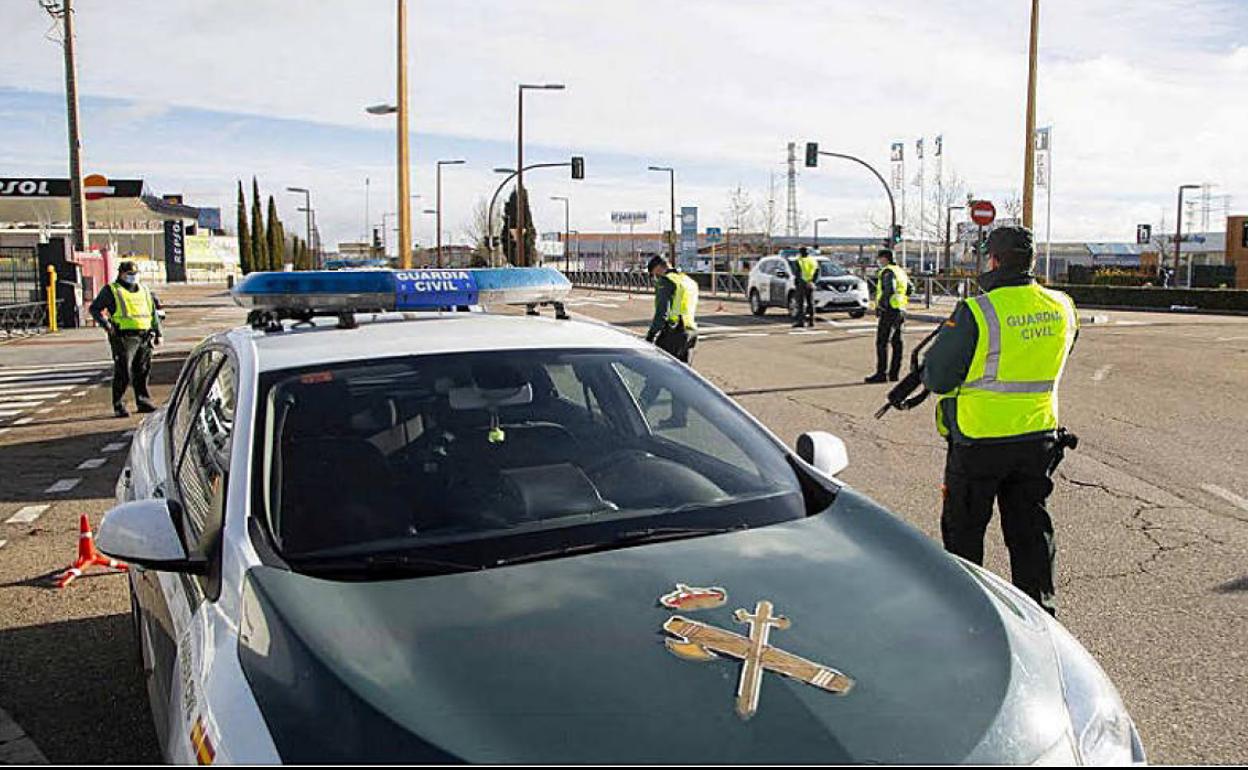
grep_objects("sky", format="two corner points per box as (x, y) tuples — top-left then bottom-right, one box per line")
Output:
(2, 0), (1247, 251)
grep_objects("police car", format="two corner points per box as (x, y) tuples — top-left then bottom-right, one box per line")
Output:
(747, 253), (870, 319)
(97, 267), (1145, 764)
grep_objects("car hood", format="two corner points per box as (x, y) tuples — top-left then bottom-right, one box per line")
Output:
(238, 488), (1070, 764)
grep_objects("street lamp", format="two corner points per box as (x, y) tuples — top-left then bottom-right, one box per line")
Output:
(435, 159), (466, 267)
(381, 211), (396, 258)
(648, 166), (676, 262)
(362, 0), (415, 267)
(516, 83), (565, 267)
(944, 205), (965, 275)
(1022, 0), (1040, 229)
(813, 217), (828, 250)
(286, 187), (312, 268)
(551, 195), (570, 271)
(1175, 184), (1202, 287)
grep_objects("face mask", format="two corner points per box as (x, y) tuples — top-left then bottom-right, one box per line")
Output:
(120, 274), (137, 287)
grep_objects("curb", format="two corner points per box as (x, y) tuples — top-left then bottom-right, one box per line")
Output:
(0, 706), (48, 764)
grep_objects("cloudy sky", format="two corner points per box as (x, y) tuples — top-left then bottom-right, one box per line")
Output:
(3, 0), (1246, 251)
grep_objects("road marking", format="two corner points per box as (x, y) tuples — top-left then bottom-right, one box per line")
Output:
(1202, 484), (1248, 513)
(721, 332), (770, 339)
(0, 374), (92, 384)
(0, 539), (6, 550)
(44, 478), (80, 494)
(0, 385), (72, 395)
(34, 407), (53, 415)
(1092, 364), (1114, 382)
(5, 504), (50, 524)
(1114, 320), (1147, 326)
(77, 457), (108, 470)
(1215, 336), (1248, 342)
(0, 410), (22, 417)
(0, 428), (9, 436)
(12, 418), (33, 425)
(57, 399), (70, 405)
(788, 330), (829, 336)
(101, 442), (127, 452)
(71, 390), (89, 397)
(0, 395), (48, 403)
(848, 328), (875, 334)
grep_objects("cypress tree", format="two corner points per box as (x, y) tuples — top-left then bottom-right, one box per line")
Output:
(503, 187), (537, 266)
(236, 180), (252, 274)
(251, 177), (268, 272)
(267, 196), (285, 270)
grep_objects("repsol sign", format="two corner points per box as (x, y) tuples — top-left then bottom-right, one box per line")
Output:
(0, 179), (68, 197)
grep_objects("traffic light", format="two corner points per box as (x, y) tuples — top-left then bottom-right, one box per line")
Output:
(1242, 220), (1248, 248)
(372, 227), (382, 249)
(891, 224), (903, 244)
(805, 142), (818, 168)
(571, 156), (585, 180)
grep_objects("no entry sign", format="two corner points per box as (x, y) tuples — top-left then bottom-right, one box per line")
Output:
(969, 200), (996, 227)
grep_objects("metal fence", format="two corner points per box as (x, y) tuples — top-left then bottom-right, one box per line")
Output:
(0, 302), (49, 339)
(0, 246), (40, 306)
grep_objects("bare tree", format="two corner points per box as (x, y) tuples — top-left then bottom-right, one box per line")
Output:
(463, 196), (502, 265)
(1001, 190), (1023, 221)
(723, 184), (755, 235)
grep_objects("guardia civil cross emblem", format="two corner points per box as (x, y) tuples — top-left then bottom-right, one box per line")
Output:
(660, 586), (854, 720)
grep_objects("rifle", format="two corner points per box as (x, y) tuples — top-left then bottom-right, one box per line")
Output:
(873, 316), (949, 420)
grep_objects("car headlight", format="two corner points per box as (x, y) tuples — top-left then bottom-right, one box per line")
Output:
(857, 280), (868, 294)
(1048, 619), (1146, 765)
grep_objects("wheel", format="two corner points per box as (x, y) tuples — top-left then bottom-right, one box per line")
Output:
(749, 290), (767, 316)
(849, 308), (866, 319)
(787, 292), (799, 319)
(128, 577), (149, 673)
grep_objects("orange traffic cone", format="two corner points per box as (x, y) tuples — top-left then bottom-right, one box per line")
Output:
(56, 514), (128, 588)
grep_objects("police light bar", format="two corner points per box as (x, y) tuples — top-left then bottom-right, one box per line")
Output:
(231, 267), (572, 314)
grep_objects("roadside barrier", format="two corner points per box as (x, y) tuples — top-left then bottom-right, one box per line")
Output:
(56, 514), (128, 589)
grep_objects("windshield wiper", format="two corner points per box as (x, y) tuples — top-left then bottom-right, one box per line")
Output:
(495, 524), (747, 568)
(289, 551), (482, 577)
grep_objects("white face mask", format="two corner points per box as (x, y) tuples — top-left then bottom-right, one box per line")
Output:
(120, 274), (137, 286)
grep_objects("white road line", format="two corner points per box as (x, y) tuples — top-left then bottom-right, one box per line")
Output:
(721, 332), (770, 339)
(71, 390), (89, 397)
(0, 410), (23, 417)
(5, 504), (50, 524)
(34, 407), (54, 415)
(57, 399), (70, 405)
(0, 374), (93, 384)
(789, 330), (829, 336)
(76, 457), (108, 470)
(0, 428), (9, 436)
(1092, 364), (1114, 382)
(1114, 320), (1147, 326)
(12, 418), (33, 425)
(0, 385), (74, 395)
(0, 395), (48, 403)
(101, 442), (127, 452)
(0, 539), (6, 551)
(1215, 336), (1248, 342)
(44, 478), (80, 494)
(848, 328), (875, 334)
(0, 359), (109, 371)
(1202, 484), (1248, 513)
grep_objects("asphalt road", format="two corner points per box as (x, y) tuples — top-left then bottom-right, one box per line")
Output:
(0, 284), (1245, 763)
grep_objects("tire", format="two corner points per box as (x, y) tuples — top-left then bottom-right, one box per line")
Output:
(749, 290), (767, 316)
(849, 308), (866, 319)
(128, 578), (147, 672)
(787, 291), (799, 319)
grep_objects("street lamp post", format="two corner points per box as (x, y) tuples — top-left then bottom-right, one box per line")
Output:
(381, 211), (396, 258)
(517, 83), (565, 267)
(435, 159), (466, 268)
(286, 187), (312, 266)
(550, 196), (570, 271)
(813, 217), (828, 250)
(1175, 184), (1201, 287)
(944, 205), (965, 275)
(488, 162), (575, 265)
(648, 166), (676, 262)
(808, 148), (897, 248)
(1022, 0), (1040, 229)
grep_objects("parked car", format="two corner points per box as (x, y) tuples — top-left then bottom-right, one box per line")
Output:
(747, 254), (869, 319)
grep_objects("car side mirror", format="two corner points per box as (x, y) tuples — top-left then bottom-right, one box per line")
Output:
(97, 499), (208, 574)
(775, 269), (789, 279)
(796, 431), (849, 477)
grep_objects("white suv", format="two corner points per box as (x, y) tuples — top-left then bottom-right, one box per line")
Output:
(747, 254), (869, 319)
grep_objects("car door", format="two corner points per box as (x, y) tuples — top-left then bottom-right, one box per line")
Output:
(770, 259), (790, 305)
(139, 349), (237, 755)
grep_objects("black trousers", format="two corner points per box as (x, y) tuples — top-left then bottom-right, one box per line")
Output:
(874, 309), (905, 378)
(109, 332), (154, 409)
(795, 281), (815, 326)
(642, 325), (697, 424)
(941, 438), (1059, 615)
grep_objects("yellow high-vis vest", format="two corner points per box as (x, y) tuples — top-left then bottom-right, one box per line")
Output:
(875, 263), (910, 310)
(797, 255), (819, 283)
(665, 272), (699, 331)
(936, 284), (1078, 441)
(108, 282), (155, 331)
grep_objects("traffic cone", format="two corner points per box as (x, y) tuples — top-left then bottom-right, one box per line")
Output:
(56, 514), (128, 589)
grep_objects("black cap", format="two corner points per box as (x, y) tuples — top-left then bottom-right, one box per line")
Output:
(986, 226), (1035, 269)
(877, 248), (894, 262)
(798, 246), (808, 256)
(646, 255), (668, 273)
(117, 260), (138, 274)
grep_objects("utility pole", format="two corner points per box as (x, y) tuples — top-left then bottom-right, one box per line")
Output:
(1175, 184), (1201, 287)
(1022, 0), (1040, 229)
(42, 0), (89, 252)
(551, 196), (570, 271)
(944, 204), (964, 276)
(435, 159), (465, 268)
(396, 0), (413, 268)
(785, 142), (799, 238)
(647, 166), (676, 262)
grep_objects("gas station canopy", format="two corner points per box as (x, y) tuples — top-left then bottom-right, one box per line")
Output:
(0, 176), (200, 226)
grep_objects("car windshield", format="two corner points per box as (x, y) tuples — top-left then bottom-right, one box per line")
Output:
(818, 261), (849, 277)
(256, 348), (811, 573)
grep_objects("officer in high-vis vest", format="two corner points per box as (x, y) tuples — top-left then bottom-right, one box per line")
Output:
(792, 246), (819, 328)
(865, 248), (911, 383)
(921, 226), (1078, 616)
(642, 255), (699, 428)
(89, 261), (162, 417)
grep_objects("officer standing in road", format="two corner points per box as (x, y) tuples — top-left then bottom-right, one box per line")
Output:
(921, 226), (1079, 616)
(793, 247), (819, 328)
(642, 255), (698, 427)
(865, 248), (911, 383)
(89, 261), (162, 417)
